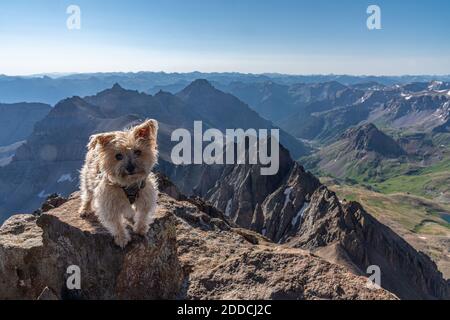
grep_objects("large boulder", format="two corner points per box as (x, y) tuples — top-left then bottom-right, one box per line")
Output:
(0, 193), (183, 300)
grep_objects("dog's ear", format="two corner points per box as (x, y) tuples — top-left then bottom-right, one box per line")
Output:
(88, 133), (115, 150)
(133, 119), (158, 142)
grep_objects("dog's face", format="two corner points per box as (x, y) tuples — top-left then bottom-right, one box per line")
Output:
(89, 119), (158, 185)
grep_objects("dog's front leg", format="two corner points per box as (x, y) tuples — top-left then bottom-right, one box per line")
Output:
(133, 181), (158, 236)
(94, 184), (132, 248)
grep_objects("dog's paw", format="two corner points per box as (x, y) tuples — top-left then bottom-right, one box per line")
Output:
(123, 210), (135, 220)
(80, 211), (92, 218)
(133, 223), (149, 236)
(114, 232), (131, 248)
(80, 210), (99, 223)
(79, 210), (94, 219)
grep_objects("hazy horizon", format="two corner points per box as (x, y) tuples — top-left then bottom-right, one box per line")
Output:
(2, 70), (450, 78)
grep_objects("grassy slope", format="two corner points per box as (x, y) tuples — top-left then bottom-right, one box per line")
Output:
(372, 157), (450, 199)
(326, 180), (450, 234)
(309, 133), (450, 202)
(324, 180), (450, 278)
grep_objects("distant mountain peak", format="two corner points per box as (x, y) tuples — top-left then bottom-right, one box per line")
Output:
(112, 83), (124, 91)
(176, 79), (219, 100)
(356, 122), (377, 132)
(93, 83), (140, 99)
(183, 79), (215, 92)
(343, 123), (405, 157)
(155, 89), (172, 97)
(55, 96), (87, 108)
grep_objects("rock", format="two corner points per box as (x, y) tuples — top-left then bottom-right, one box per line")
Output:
(0, 193), (183, 300)
(33, 193), (69, 215)
(203, 145), (321, 242)
(155, 172), (187, 201)
(0, 192), (395, 300)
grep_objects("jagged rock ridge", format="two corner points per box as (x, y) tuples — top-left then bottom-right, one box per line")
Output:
(287, 186), (449, 300)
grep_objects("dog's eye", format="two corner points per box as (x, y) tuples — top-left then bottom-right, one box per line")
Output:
(134, 150), (142, 157)
(115, 153), (124, 161)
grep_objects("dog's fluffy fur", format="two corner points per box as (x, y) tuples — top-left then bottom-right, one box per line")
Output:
(79, 120), (159, 248)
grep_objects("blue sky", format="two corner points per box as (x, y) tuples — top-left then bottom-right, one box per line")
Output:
(0, 0), (449, 75)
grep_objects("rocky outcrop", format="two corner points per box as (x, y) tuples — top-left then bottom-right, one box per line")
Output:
(33, 193), (69, 215)
(0, 193), (183, 300)
(0, 191), (395, 300)
(286, 186), (450, 300)
(202, 145), (320, 243)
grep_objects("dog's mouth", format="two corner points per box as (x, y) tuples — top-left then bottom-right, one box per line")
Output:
(122, 170), (145, 178)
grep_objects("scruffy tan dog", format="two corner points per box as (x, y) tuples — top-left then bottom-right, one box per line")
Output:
(79, 120), (159, 248)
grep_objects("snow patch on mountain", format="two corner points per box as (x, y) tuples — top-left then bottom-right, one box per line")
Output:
(292, 202), (309, 227)
(283, 187), (293, 209)
(225, 199), (232, 216)
(401, 93), (413, 100)
(38, 190), (51, 199)
(0, 155), (14, 167)
(57, 173), (75, 183)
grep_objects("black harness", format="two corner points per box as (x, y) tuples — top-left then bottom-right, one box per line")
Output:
(122, 180), (146, 204)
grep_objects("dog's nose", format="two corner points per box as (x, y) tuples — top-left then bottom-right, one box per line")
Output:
(126, 163), (136, 174)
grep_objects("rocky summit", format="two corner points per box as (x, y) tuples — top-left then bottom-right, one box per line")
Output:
(0, 185), (396, 300)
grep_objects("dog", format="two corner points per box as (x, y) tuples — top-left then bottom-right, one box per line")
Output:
(79, 119), (159, 248)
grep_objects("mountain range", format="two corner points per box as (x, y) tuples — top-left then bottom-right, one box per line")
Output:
(224, 80), (450, 144)
(0, 77), (449, 299)
(1, 72), (450, 105)
(0, 80), (307, 221)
